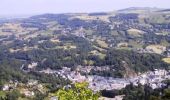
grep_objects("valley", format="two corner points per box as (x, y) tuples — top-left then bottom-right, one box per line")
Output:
(1, 7), (170, 100)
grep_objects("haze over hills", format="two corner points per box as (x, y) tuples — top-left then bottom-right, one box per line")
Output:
(0, 7), (167, 19)
(1, 7), (170, 99)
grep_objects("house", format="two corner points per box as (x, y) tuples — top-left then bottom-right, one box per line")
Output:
(28, 62), (38, 69)
(21, 89), (35, 97)
(2, 85), (10, 91)
(50, 97), (58, 100)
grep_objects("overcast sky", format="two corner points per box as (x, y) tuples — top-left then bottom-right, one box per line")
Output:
(0, 0), (170, 17)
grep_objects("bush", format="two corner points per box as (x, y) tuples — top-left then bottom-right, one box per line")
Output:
(55, 82), (100, 100)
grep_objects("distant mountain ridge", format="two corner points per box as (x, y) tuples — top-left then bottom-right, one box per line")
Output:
(158, 9), (170, 12)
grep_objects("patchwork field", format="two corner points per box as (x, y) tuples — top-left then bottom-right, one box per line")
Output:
(162, 58), (170, 64)
(127, 28), (144, 37)
(146, 45), (166, 54)
(95, 39), (108, 48)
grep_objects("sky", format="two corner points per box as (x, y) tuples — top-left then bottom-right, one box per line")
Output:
(0, 0), (170, 17)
